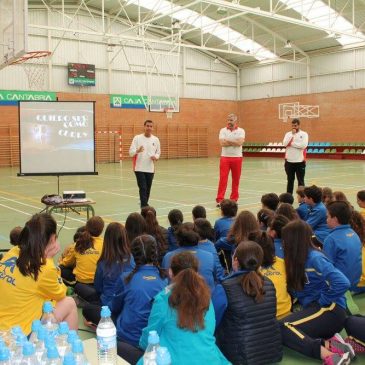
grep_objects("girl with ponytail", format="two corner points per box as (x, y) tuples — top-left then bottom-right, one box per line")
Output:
(139, 251), (230, 365)
(213, 241), (282, 365)
(109, 234), (168, 364)
(0, 213), (78, 335)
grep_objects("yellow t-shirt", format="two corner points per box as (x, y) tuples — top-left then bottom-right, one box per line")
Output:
(261, 257), (292, 319)
(0, 249), (66, 335)
(361, 208), (365, 220)
(59, 236), (103, 284)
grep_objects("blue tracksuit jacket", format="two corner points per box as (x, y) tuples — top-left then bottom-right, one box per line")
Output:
(305, 202), (330, 243)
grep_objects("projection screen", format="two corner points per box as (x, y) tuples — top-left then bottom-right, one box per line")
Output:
(19, 101), (97, 175)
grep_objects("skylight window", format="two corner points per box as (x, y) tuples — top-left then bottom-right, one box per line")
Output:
(280, 0), (363, 45)
(127, 0), (277, 60)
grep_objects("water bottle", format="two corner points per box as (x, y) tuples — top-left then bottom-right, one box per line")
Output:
(143, 331), (160, 365)
(0, 346), (11, 365)
(11, 333), (27, 365)
(96, 306), (117, 365)
(64, 330), (79, 357)
(20, 341), (40, 365)
(63, 352), (76, 365)
(56, 322), (69, 358)
(41, 336), (57, 364)
(71, 339), (90, 365)
(156, 347), (171, 365)
(34, 327), (47, 363)
(41, 302), (58, 337)
(29, 320), (42, 343)
(46, 346), (61, 365)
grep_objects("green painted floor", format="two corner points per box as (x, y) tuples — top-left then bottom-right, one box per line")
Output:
(1, 157), (365, 364)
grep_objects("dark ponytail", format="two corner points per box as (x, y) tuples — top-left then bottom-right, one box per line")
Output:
(234, 241), (265, 303)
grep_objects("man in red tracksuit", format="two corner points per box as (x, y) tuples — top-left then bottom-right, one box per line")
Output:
(216, 113), (245, 207)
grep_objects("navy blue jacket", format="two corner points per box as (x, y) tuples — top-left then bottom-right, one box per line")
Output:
(323, 224), (362, 290)
(94, 256), (134, 306)
(167, 227), (179, 252)
(109, 265), (168, 346)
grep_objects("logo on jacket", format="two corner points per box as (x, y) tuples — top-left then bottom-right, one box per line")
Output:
(143, 275), (157, 281)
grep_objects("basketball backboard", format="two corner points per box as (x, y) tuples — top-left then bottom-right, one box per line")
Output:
(0, 0), (27, 70)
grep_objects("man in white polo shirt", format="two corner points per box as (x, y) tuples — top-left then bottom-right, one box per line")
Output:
(129, 120), (161, 207)
(216, 113), (245, 207)
(283, 118), (308, 194)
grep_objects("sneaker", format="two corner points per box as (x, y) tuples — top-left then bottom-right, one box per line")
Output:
(323, 352), (350, 365)
(329, 333), (355, 360)
(345, 337), (365, 354)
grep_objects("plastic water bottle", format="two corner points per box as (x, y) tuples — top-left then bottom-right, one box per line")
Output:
(34, 327), (47, 363)
(20, 341), (40, 365)
(11, 333), (27, 365)
(156, 347), (171, 365)
(143, 331), (160, 365)
(56, 322), (69, 358)
(41, 336), (57, 364)
(0, 346), (11, 365)
(41, 302), (58, 337)
(71, 339), (90, 365)
(96, 306), (117, 365)
(46, 346), (61, 365)
(63, 353), (76, 365)
(64, 330), (79, 357)
(29, 320), (42, 343)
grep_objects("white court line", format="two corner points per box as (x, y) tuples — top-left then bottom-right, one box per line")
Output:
(0, 203), (33, 216)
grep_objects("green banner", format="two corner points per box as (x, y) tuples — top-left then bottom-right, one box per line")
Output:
(0, 90), (57, 105)
(110, 94), (148, 109)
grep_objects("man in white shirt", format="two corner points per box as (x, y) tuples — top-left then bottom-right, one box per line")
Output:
(129, 120), (161, 207)
(216, 113), (245, 207)
(283, 118), (309, 194)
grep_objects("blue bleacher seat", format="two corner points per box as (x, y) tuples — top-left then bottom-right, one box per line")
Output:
(307, 148), (313, 153)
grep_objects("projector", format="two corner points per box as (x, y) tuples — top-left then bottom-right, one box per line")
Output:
(63, 190), (86, 199)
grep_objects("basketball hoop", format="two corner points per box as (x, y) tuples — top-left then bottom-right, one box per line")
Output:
(10, 51), (51, 90)
(164, 108), (174, 119)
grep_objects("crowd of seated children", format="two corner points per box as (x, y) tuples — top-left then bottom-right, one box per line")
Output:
(280, 220), (354, 365)
(125, 212), (147, 243)
(357, 190), (365, 219)
(257, 208), (274, 231)
(162, 222), (216, 291)
(279, 192), (294, 205)
(139, 252), (230, 365)
(192, 204), (206, 221)
(261, 192), (280, 211)
(213, 241), (283, 365)
(167, 209), (183, 252)
(110, 234), (168, 364)
(304, 185), (330, 244)
(296, 186), (309, 220)
(82, 222), (135, 326)
(59, 216), (104, 301)
(0, 213), (78, 335)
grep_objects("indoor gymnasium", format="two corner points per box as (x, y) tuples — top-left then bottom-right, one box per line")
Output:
(0, 1), (365, 365)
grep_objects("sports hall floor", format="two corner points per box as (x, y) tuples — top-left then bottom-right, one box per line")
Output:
(0, 156), (364, 364)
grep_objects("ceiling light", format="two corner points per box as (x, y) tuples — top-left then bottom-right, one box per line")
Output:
(172, 20), (181, 30)
(214, 57), (221, 64)
(217, 7), (227, 15)
(284, 40), (292, 49)
(327, 32), (341, 39)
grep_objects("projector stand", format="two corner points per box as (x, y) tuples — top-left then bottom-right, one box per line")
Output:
(57, 175), (60, 195)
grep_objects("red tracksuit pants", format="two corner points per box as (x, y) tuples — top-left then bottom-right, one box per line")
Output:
(216, 156), (243, 203)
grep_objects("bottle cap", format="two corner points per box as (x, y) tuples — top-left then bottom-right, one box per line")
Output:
(71, 339), (84, 354)
(67, 330), (79, 344)
(148, 330), (159, 345)
(63, 352), (76, 365)
(16, 333), (27, 346)
(31, 319), (41, 333)
(58, 321), (69, 335)
(22, 342), (35, 356)
(47, 345), (60, 359)
(11, 326), (22, 336)
(45, 336), (56, 348)
(43, 301), (53, 313)
(156, 347), (171, 365)
(0, 346), (10, 361)
(100, 306), (111, 318)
